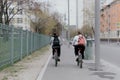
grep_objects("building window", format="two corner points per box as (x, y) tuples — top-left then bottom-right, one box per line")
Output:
(9, 8), (14, 14)
(11, 18), (15, 23)
(17, 18), (23, 23)
(17, 9), (22, 14)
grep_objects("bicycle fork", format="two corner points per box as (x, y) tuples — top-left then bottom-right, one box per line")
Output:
(77, 51), (83, 68)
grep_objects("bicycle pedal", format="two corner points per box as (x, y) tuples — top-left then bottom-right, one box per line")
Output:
(52, 56), (55, 59)
(76, 58), (78, 62)
(57, 59), (60, 61)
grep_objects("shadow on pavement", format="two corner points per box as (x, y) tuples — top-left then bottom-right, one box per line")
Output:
(91, 71), (116, 80)
(86, 62), (116, 80)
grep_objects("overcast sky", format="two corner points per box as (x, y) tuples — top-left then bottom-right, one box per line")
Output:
(39, 0), (83, 27)
(49, 0), (83, 27)
(38, 0), (113, 27)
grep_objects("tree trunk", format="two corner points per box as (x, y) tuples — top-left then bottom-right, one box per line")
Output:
(4, 1), (9, 25)
(0, 0), (3, 23)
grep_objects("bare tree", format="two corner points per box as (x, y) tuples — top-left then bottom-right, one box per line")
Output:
(28, 1), (63, 35)
(80, 24), (94, 38)
(0, 0), (31, 41)
(0, 0), (30, 25)
(0, 0), (4, 23)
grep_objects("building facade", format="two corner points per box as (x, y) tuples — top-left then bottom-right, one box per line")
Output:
(100, 0), (120, 39)
(9, 1), (30, 30)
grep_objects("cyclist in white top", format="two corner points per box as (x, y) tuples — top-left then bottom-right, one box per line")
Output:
(72, 31), (86, 61)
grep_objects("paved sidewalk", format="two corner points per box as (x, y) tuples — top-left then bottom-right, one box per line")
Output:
(37, 44), (120, 80)
(77, 60), (120, 80)
(38, 58), (120, 80)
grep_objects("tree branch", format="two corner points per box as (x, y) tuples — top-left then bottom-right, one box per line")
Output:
(9, 9), (22, 22)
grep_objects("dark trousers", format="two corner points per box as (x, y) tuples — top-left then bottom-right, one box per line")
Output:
(74, 45), (85, 59)
(52, 45), (61, 57)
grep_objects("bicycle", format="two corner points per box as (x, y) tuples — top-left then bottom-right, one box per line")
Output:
(77, 48), (83, 68)
(53, 46), (60, 67)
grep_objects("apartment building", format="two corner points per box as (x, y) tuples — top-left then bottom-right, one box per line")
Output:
(9, 1), (30, 30)
(100, 0), (120, 38)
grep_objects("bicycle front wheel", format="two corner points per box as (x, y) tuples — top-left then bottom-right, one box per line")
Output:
(55, 59), (58, 67)
(80, 60), (82, 68)
(54, 52), (58, 67)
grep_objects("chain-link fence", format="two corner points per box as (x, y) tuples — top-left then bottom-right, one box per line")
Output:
(0, 24), (50, 69)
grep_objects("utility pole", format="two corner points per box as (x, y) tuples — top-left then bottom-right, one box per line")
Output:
(95, 0), (100, 70)
(68, 0), (70, 40)
(76, 0), (78, 32)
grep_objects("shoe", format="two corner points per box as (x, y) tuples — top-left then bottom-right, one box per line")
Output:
(57, 58), (60, 61)
(76, 58), (78, 62)
(82, 60), (83, 63)
(82, 55), (84, 59)
(82, 56), (84, 59)
(52, 56), (54, 59)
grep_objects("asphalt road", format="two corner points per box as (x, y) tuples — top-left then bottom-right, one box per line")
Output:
(100, 43), (120, 67)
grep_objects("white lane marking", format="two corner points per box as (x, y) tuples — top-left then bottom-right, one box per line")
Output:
(36, 53), (52, 80)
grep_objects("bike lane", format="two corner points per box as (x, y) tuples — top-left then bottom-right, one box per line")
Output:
(37, 43), (120, 80)
(40, 44), (95, 80)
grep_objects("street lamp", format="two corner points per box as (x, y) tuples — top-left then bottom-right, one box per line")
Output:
(68, 0), (70, 40)
(95, 0), (100, 70)
(76, 0), (78, 32)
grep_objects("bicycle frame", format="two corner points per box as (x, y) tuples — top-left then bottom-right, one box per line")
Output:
(53, 47), (59, 67)
(77, 48), (83, 68)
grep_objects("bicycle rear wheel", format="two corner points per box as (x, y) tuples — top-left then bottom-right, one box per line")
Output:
(54, 52), (58, 67)
(78, 52), (82, 68)
(77, 60), (79, 66)
(80, 60), (82, 68)
(55, 59), (58, 67)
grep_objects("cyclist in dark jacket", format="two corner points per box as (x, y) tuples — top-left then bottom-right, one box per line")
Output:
(50, 32), (62, 61)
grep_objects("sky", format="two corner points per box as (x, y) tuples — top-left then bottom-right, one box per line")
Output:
(40, 0), (83, 27)
(49, 0), (83, 27)
(38, 0), (113, 28)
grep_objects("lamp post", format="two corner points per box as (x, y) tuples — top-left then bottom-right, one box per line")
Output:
(76, 0), (78, 32)
(68, 0), (70, 40)
(95, 0), (100, 70)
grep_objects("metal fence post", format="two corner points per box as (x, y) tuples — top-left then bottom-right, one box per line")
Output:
(33, 33), (35, 51)
(37, 34), (39, 49)
(26, 30), (29, 56)
(31, 32), (33, 54)
(39, 35), (40, 48)
(20, 28), (23, 60)
(11, 26), (14, 64)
